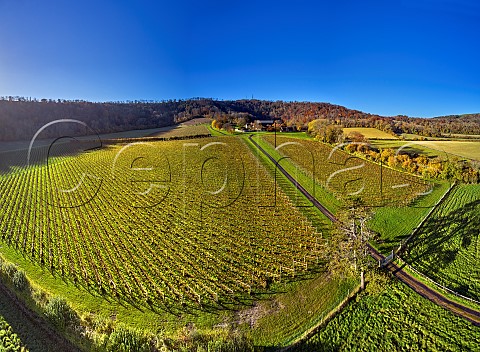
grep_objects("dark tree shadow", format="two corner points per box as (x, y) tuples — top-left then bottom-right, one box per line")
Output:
(404, 199), (480, 299)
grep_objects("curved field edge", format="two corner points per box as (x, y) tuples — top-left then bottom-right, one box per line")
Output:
(291, 275), (480, 352)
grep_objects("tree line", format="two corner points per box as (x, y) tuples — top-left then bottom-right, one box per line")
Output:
(1, 97), (479, 141)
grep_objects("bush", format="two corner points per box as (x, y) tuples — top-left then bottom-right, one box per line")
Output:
(106, 326), (150, 352)
(12, 270), (28, 291)
(44, 296), (78, 329)
(2, 262), (17, 279)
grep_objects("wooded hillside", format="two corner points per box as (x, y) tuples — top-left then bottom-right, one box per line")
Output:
(0, 97), (479, 141)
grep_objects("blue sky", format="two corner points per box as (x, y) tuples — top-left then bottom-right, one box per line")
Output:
(0, 0), (479, 117)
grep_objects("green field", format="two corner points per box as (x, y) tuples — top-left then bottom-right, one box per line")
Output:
(412, 140), (480, 161)
(343, 127), (397, 139)
(404, 184), (480, 301)
(368, 140), (446, 158)
(370, 139), (480, 161)
(368, 181), (451, 254)
(293, 275), (480, 351)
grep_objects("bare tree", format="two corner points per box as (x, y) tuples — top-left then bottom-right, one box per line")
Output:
(327, 197), (373, 289)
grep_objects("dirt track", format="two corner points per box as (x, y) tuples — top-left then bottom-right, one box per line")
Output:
(248, 134), (480, 326)
(0, 280), (80, 351)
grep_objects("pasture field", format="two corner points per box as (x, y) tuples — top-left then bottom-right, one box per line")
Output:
(368, 140), (445, 158)
(368, 181), (451, 254)
(403, 184), (480, 301)
(292, 276), (480, 352)
(371, 139), (480, 161)
(411, 140), (480, 161)
(261, 135), (431, 208)
(343, 127), (397, 139)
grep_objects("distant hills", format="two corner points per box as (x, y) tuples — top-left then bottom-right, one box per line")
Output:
(0, 97), (479, 141)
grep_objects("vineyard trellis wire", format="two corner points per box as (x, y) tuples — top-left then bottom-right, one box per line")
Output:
(0, 136), (328, 307)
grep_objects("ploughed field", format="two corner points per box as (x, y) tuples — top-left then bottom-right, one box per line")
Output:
(0, 136), (324, 307)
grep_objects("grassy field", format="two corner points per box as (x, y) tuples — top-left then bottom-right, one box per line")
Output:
(343, 127), (397, 139)
(371, 139), (480, 161)
(292, 275), (480, 351)
(411, 140), (480, 161)
(368, 140), (446, 158)
(249, 274), (358, 347)
(368, 181), (451, 254)
(403, 184), (480, 301)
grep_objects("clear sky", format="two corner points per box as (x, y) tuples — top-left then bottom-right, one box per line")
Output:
(0, 0), (479, 117)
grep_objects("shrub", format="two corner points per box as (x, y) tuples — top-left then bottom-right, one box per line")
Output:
(44, 296), (78, 329)
(12, 270), (28, 291)
(2, 262), (17, 279)
(106, 326), (150, 352)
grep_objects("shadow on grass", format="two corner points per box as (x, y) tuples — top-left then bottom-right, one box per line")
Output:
(404, 199), (480, 298)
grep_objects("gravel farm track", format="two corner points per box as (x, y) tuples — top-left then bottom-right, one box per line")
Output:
(248, 134), (480, 327)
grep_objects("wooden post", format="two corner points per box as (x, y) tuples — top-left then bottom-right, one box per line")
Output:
(361, 271), (365, 290)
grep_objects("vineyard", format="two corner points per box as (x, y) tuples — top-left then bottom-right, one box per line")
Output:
(0, 136), (326, 308)
(0, 315), (27, 352)
(292, 277), (480, 351)
(403, 184), (480, 301)
(260, 135), (431, 207)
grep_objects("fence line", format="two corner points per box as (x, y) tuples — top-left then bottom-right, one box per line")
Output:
(397, 257), (480, 306)
(397, 181), (456, 254)
(380, 181), (480, 306)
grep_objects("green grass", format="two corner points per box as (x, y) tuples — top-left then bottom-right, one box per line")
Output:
(411, 140), (480, 161)
(368, 139), (445, 158)
(404, 184), (480, 301)
(292, 276), (480, 352)
(343, 127), (397, 139)
(370, 139), (480, 161)
(249, 274), (358, 347)
(368, 181), (451, 254)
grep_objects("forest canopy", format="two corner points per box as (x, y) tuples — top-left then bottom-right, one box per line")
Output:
(0, 96), (479, 141)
